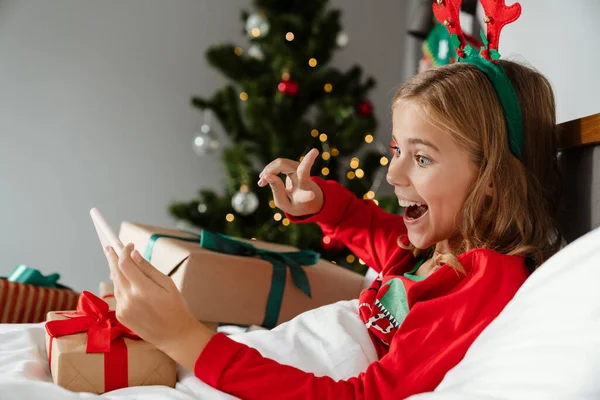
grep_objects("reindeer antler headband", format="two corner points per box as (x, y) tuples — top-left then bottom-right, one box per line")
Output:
(433, 0), (524, 161)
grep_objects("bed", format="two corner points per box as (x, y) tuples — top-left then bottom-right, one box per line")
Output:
(1, 112), (599, 399)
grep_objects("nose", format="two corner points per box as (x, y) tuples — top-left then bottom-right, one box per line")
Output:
(386, 157), (410, 187)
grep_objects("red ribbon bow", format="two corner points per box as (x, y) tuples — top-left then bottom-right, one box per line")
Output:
(45, 291), (140, 392)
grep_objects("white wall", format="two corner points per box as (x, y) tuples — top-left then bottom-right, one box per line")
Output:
(0, 0), (406, 291)
(481, 0), (600, 123)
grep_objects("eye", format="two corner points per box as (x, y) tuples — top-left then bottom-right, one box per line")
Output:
(389, 145), (401, 158)
(416, 155), (433, 167)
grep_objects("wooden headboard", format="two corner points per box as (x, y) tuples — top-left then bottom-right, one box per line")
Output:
(556, 112), (600, 243)
(558, 112), (600, 149)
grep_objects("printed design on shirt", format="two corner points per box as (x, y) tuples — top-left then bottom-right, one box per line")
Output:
(366, 313), (394, 337)
(374, 278), (410, 330)
(359, 275), (414, 348)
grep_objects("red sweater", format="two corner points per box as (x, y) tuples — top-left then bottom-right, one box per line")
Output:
(194, 178), (529, 399)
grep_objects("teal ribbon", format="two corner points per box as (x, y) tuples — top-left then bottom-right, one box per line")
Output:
(143, 230), (320, 329)
(7, 265), (60, 288)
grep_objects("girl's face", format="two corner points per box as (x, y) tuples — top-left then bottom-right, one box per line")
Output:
(387, 102), (478, 251)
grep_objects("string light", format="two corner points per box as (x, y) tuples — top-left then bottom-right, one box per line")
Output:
(319, 133), (328, 142)
(234, 47), (243, 56)
(311, 129), (319, 137)
(299, 155), (304, 162)
(321, 167), (330, 176)
(346, 255), (356, 263)
(286, 32), (295, 41)
(324, 83), (333, 92)
(373, 199), (379, 205)
(323, 236), (331, 244)
(347, 171), (356, 179)
(331, 147), (340, 157)
(322, 152), (331, 160)
(380, 156), (389, 166)
(251, 28), (261, 37)
(282, 218), (290, 226)
(240, 92), (248, 101)
(359, 259), (366, 265)
(308, 58), (317, 67)
(226, 213), (235, 222)
(281, 71), (290, 81)
(274, 213), (282, 221)
(364, 134), (374, 143)
(350, 157), (359, 169)
(251, 237), (257, 240)
(269, 200), (276, 208)
(363, 191), (375, 199)
(355, 168), (364, 178)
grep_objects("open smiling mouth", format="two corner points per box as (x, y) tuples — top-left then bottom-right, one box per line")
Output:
(398, 199), (429, 221)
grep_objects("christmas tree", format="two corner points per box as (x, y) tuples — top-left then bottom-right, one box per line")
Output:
(169, 0), (400, 273)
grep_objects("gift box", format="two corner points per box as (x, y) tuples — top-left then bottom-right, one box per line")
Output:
(1, 266), (80, 323)
(45, 291), (176, 394)
(118, 222), (364, 329)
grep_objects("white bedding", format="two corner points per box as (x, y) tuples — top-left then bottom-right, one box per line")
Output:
(6, 225), (600, 399)
(0, 299), (383, 399)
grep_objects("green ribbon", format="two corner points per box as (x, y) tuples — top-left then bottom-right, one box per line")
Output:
(143, 230), (320, 329)
(7, 264), (60, 288)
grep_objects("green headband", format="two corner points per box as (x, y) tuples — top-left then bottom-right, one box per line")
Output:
(433, 0), (524, 161)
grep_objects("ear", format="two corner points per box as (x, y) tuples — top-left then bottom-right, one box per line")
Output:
(485, 183), (494, 197)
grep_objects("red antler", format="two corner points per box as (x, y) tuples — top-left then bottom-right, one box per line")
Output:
(479, 0), (521, 53)
(432, 0), (466, 58)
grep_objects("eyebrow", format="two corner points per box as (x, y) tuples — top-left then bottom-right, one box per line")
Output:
(408, 138), (439, 152)
(392, 135), (440, 152)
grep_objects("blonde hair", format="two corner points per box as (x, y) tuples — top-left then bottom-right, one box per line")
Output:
(393, 60), (562, 272)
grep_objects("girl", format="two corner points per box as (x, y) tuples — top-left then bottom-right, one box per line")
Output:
(104, 6), (562, 398)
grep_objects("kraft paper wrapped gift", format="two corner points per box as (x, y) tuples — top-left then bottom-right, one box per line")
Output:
(118, 221), (364, 329)
(45, 291), (176, 394)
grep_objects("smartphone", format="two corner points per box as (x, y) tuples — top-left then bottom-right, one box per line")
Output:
(90, 207), (124, 252)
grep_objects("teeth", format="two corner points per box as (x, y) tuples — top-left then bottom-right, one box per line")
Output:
(398, 199), (423, 208)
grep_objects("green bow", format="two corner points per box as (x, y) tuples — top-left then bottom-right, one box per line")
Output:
(144, 230), (320, 329)
(8, 265), (60, 288)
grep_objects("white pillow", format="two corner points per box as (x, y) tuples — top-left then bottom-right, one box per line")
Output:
(408, 225), (600, 400)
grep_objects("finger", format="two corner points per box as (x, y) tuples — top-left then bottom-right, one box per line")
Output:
(264, 174), (292, 210)
(296, 149), (319, 185)
(130, 248), (171, 291)
(260, 158), (300, 180)
(118, 243), (153, 289)
(105, 245), (129, 290)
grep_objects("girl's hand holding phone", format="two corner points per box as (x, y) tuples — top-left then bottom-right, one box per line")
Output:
(91, 208), (213, 370)
(257, 148), (324, 217)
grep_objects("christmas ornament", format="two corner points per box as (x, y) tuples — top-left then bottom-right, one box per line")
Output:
(336, 31), (349, 48)
(356, 100), (373, 117)
(277, 80), (299, 96)
(197, 201), (208, 214)
(231, 185), (259, 215)
(246, 12), (270, 38)
(193, 123), (220, 156)
(248, 44), (265, 61)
